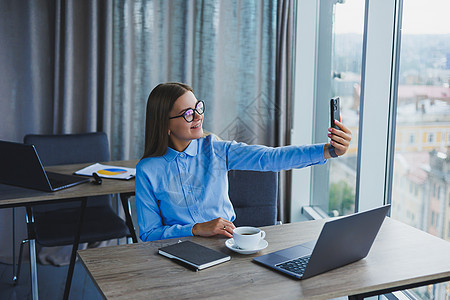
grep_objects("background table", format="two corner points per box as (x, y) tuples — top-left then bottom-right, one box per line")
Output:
(78, 217), (450, 299)
(0, 160), (138, 300)
(0, 160), (138, 208)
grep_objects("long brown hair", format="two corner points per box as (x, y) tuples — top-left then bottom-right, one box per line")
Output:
(142, 82), (194, 158)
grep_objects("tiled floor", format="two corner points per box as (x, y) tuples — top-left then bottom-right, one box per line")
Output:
(0, 261), (103, 300)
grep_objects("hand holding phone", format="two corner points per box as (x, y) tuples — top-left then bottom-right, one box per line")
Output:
(330, 97), (341, 130)
(329, 97), (341, 158)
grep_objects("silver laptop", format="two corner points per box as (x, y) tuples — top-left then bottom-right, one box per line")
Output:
(0, 140), (90, 192)
(253, 205), (390, 279)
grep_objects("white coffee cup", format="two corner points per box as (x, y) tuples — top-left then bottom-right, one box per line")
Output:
(233, 226), (266, 250)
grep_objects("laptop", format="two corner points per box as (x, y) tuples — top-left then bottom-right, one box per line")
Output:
(0, 140), (90, 192)
(253, 204), (391, 279)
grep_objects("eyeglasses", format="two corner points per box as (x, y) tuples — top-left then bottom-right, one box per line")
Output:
(169, 100), (205, 123)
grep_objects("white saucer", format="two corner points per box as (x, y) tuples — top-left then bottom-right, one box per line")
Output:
(225, 238), (268, 254)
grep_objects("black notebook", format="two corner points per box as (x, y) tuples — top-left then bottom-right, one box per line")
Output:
(158, 241), (231, 271)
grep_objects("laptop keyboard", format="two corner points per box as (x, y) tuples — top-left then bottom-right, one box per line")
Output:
(276, 255), (311, 276)
(46, 171), (84, 188)
(48, 177), (68, 188)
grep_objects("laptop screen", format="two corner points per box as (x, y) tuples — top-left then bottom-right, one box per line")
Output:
(0, 140), (53, 191)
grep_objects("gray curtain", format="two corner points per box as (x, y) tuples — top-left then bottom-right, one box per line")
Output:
(276, 0), (296, 223)
(0, 0), (114, 264)
(0, 0), (55, 143)
(52, 0), (113, 135)
(0, 0), (113, 141)
(111, 0), (279, 160)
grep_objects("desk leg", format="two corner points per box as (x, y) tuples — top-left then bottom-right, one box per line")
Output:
(120, 193), (138, 243)
(63, 197), (87, 300)
(348, 275), (450, 300)
(12, 207), (16, 281)
(30, 239), (38, 299)
(22, 206), (39, 300)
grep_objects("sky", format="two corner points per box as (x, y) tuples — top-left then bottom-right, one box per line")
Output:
(334, 0), (450, 35)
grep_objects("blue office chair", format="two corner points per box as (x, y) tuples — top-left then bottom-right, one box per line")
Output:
(228, 170), (278, 227)
(14, 132), (136, 298)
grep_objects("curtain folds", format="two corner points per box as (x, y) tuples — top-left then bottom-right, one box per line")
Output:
(0, 0), (113, 140)
(111, 0), (280, 160)
(0, 0), (114, 264)
(53, 0), (113, 134)
(276, 0), (296, 223)
(0, 1), (54, 143)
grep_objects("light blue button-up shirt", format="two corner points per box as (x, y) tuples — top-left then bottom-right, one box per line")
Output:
(135, 135), (326, 242)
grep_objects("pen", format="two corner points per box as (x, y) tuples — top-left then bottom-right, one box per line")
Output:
(170, 258), (199, 272)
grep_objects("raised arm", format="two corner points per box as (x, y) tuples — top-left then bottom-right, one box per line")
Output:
(222, 141), (327, 172)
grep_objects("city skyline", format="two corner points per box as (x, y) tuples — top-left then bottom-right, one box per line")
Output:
(334, 0), (450, 35)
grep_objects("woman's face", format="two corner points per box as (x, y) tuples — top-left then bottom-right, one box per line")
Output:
(168, 91), (204, 152)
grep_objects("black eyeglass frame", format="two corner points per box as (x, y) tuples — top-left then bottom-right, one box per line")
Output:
(169, 100), (205, 123)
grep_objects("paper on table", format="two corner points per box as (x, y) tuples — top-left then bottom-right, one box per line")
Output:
(74, 163), (136, 180)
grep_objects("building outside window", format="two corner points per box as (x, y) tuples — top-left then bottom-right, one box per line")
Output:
(391, 0), (450, 298)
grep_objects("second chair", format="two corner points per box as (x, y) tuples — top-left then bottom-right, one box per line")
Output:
(15, 132), (136, 299)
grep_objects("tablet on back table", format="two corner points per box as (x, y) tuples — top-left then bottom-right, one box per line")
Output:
(253, 205), (390, 279)
(0, 140), (89, 192)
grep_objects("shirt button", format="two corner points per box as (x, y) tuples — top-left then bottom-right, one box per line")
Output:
(180, 153), (185, 158)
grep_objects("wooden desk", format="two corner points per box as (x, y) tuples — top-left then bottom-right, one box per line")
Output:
(0, 160), (139, 208)
(0, 160), (138, 300)
(78, 217), (450, 300)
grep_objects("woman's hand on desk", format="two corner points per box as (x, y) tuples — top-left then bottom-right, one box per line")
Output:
(192, 217), (235, 238)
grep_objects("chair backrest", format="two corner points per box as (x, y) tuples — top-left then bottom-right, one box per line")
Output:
(228, 170), (278, 227)
(23, 132), (111, 211)
(24, 132), (110, 166)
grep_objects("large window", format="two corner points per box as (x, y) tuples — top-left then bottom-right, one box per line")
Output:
(293, 1), (449, 298)
(326, 0), (364, 217)
(292, 0), (364, 220)
(391, 0), (450, 298)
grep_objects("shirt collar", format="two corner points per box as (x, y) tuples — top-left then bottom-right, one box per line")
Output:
(163, 139), (199, 161)
(184, 139), (198, 157)
(163, 148), (178, 161)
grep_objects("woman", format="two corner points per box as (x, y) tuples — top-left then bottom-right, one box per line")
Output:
(136, 82), (352, 242)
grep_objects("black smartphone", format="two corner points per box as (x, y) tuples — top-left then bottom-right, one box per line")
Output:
(330, 97), (340, 130)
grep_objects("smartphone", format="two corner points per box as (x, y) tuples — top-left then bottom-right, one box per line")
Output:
(330, 97), (341, 130)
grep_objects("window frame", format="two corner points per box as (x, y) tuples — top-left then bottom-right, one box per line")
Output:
(291, 0), (403, 220)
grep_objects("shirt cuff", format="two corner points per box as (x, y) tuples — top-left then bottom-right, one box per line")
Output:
(183, 223), (196, 237)
(311, 143), (327, 164)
